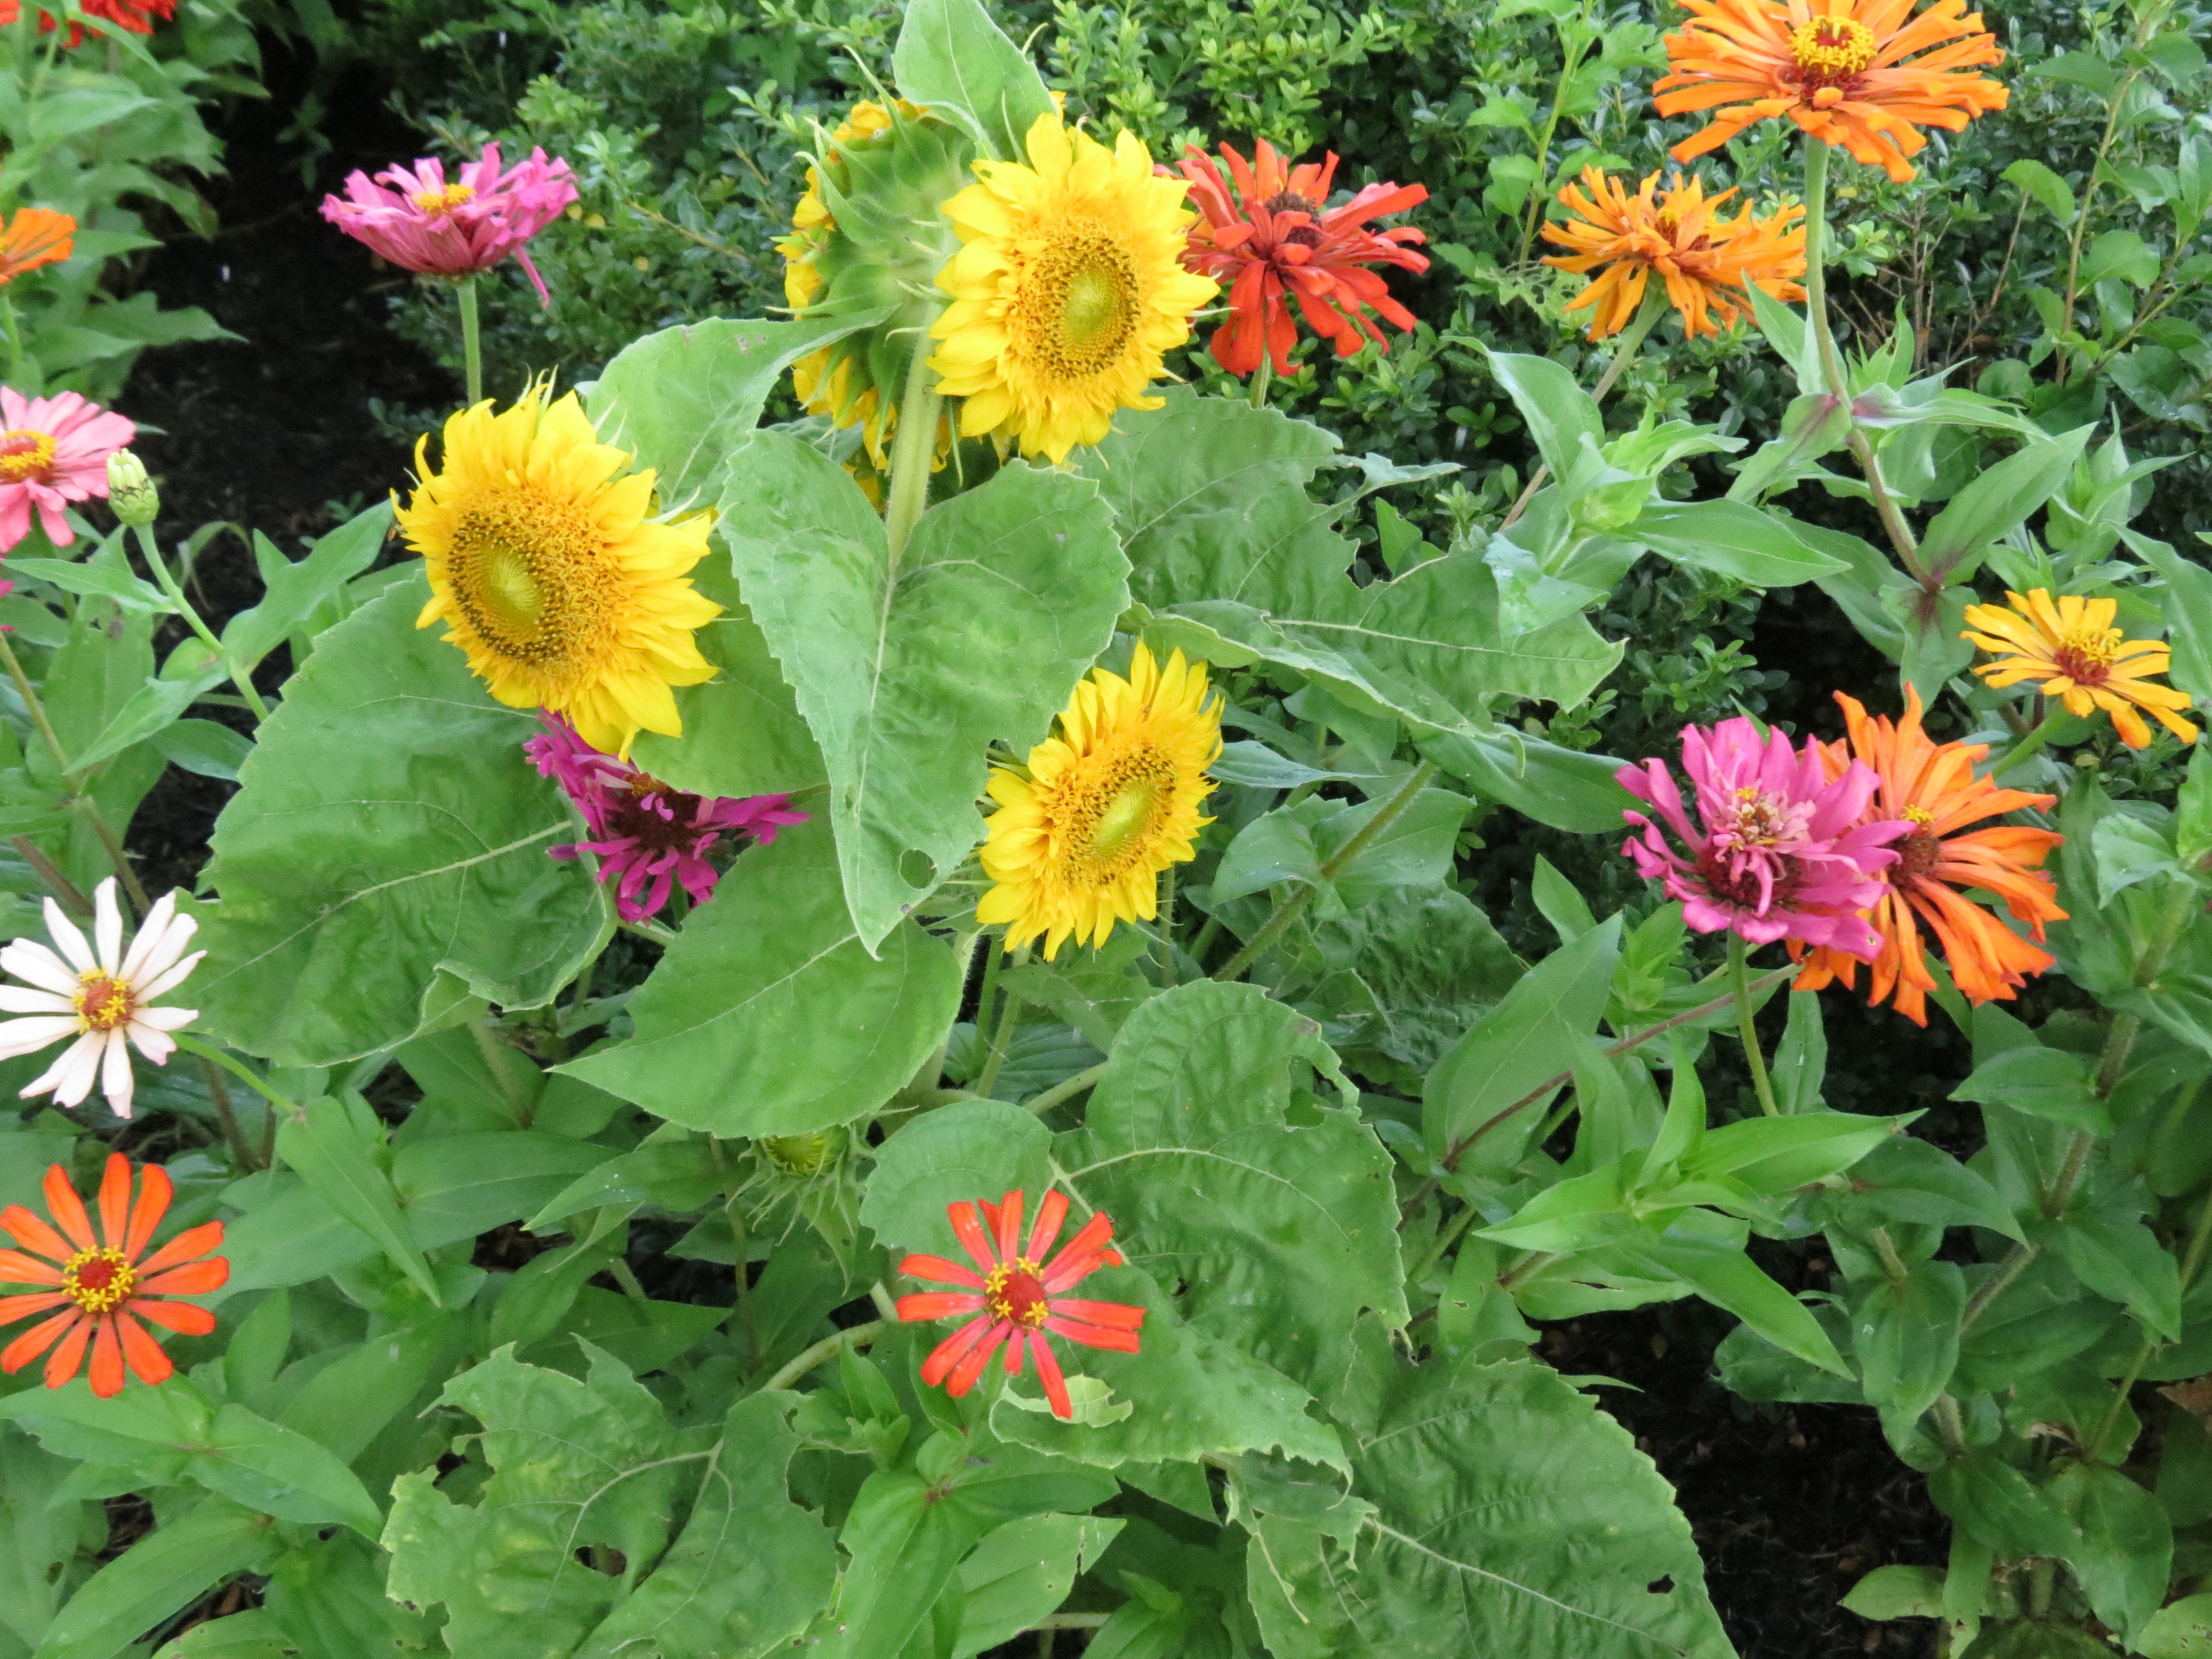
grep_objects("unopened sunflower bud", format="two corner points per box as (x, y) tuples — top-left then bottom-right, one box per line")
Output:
(106, 451), (158, 528)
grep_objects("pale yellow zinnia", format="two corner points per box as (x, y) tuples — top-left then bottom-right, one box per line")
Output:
(978, 644), (1221, 959)
(929, 114), (1217, 466)
(397, 386), (719, 757)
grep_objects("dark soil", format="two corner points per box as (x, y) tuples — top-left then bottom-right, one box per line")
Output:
(109, 31), (1956, 1659)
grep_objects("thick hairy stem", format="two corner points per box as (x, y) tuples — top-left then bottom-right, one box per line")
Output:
(883, 341), (945, 561)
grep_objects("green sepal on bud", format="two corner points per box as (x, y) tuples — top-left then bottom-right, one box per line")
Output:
(106, 450), (159, 528)
(779, 100), (973, 468)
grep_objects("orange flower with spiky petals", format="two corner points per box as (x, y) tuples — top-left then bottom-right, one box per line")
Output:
(1173, 139), (1428, 377)
(0, 208), (74, 285)
(896, 1188), (1143, 1420)
(1962, 588), (2198, 750)
(1655, 0), (2008, 184)
(1793, 688), (2064, 1025)
(1, 1154), (227, 1397)
(1542, 168), (1806, 339)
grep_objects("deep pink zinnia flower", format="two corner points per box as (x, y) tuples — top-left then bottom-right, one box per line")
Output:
(0, 388), (134, 551)
(320, 144), (578, 307)
(896, 1188), (1145, 1420)
(526, 715), (806, 922)
(1616, 716), (1911, 959)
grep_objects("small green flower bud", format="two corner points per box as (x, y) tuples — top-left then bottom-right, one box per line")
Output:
(106, 451), (159, 528)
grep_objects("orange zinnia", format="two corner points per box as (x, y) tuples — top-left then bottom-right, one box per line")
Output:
(1655, 0), (2008, 184)
(0, 1153), (227, 1396)
(1542, 167), (1806, 340)
(0, 208), (75, 286)
(1173, 139), (1428, 377)
(1793, 688), (2064, 1025)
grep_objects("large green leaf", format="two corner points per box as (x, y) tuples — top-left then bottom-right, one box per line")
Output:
(190, 578), (608, 1065)
(1056, 982), (1407, 1392)
(861, 1098), (1055, 1253)
(561, 819), (962, 1134)
(585, 314), (890, 514)
(720, 431), (1129, 949)
(891, 0), (1057, 161)
(1245, 1357), (1733, 1658)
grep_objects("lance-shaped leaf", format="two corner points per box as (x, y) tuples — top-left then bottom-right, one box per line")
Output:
(1055, 982), (1407, 1392)
(29, 1499), (278, 1659)
(721, 431), (1129, 950)
(189, 578), (608, 1065)
(1919, 427), (2093, 585)
(1245, 1355), (1733, 1658)
(561, 818), (962, 1134)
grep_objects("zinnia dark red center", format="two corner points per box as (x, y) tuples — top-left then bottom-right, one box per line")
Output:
(62, 1247), (134, 1313)
(1260, 190), (1325, 248)
(2050, 625), (2122, 687)
(986, 1260), (1052, 1328)
(1694, 846), (1802, 912)
(74, 973), (133, 1032)
(607, 776), (702, 853)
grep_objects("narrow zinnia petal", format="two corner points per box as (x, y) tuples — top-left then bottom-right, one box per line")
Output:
(0, 879), (202, 1119)
(0, 1157), (226, 1394)
(1654, 0), (2008, 182)
(898, 1187), (1145, 1420)
(0, 207), (74, 284)
(1962, 588), (2197, 750)
(1172, 138), (1427, 377)
(978, 645), (1222, 961)
(1618, 715), (1912, 957)
(1541, 167), (1804, 340)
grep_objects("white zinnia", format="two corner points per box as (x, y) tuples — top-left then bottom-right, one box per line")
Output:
(0, 879), (202, 1119)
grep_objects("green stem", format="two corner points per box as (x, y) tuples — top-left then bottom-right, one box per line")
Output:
(1987, 706), (2068, 780)
(758, 1319), (884, 1394)
(458, 276), (483, 406)
(608, 1257), (652, 1303)
(883, 340), (944, 562)
(1801, 140), (1928, 586)
(1499, 284), (1666, 531)
(1248, 353), (1274, 410)
(1405, 1200), (1484, 1287)
(132, 524), (272, 723)
(1155, 865), (1177, 989)
(0, 293), (24, 385)
(1729, 933), (1783, 1117)
(1213, 760), (1440, 982)
(974, 967), (1022, 1100)
(175, 1035), (299, 1120)
(0, 628), (74, 780)
(1025, 1062), (1104, 1118)
(196, 1056), (262, 1171)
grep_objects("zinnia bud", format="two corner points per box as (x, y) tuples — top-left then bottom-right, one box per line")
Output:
(106, 450), (158, 528)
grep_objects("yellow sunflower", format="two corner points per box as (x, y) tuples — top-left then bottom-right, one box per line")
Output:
(930, 114), (1218, 466)
(977, 643), (1222, 959)
(397, 386), (720, 758)
(1961, 588), (2198, 749)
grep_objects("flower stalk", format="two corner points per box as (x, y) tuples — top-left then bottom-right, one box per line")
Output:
(458, 274), (484, 406)
(1729, 933), (1783, 1116)
(883, 338), (942, 561)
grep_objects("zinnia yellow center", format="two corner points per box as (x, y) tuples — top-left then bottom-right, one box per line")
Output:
(411, 183), (477, 215)
(2051, 624), (2123, 686)
(0, 427), (56, 482)
(1903, 805), (1935, 825)
(74, 973), (133, 1033)
(444, 495), (618, 670)
(984, 1258), (1051, 1328)
(1791, 17), (1880, 80)
(1024, 228), (1141, 380)
(1055, 745), (1175, 881)
(62, 1247), (134, 1314)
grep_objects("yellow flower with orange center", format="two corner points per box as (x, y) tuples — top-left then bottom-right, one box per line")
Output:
(1961, 588), (2197, 750)
(1541, 167), (1806, 339)
(398, 385), (720, 758)
(1654, 0), (2008, 184)
(1793, 688), (2064, 1025)
(977, 643), (1220, 959)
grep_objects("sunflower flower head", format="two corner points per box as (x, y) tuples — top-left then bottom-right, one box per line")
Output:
(1172, 138), (1428, 378)
(778, 98), (968, 471)
(1793, 688), (2064, 1024)
(897, 1187), (1144, 1420)
(1654, 0), (2008, 183)
(1541, 167), (1806, 340)
(977, 643), (1221, 960)
(398, 384), (721, 758)
(930, 114), (1218, 465)
(0, 1153), (226, 1396)
(1961, 588), (2197, 750)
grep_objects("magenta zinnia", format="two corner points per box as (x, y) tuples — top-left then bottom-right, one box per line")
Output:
(527, 715), (806, 922)
(1616, 715), (1910, 957)
(897, 1188), (1145, 1420)
(321, 144), (578, 306)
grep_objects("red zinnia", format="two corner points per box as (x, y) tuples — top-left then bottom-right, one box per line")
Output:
(897, 1188), (1144, 1419)
(1172, 140), (1428, 378)
(0, 1154), (227, 1396)
(0, 0), (176, 43)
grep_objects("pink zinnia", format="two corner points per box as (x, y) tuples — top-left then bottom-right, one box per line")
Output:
(320, 144), (578, 307)
(0, 389), (134, 551)
(1616, 716), (1910, 959)
(526, 715), (807, 922)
